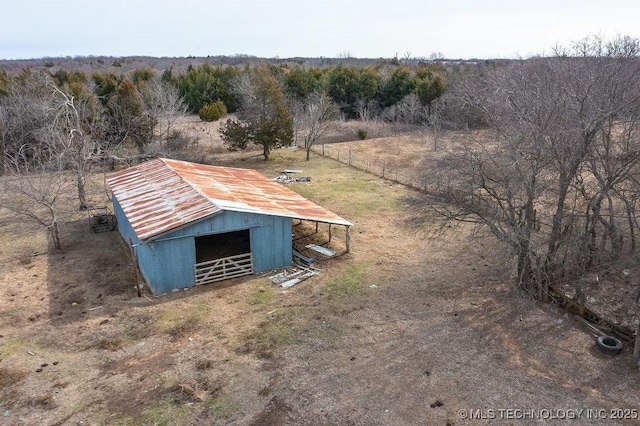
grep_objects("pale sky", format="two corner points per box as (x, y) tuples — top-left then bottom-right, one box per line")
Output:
(2, 0), (639, 60)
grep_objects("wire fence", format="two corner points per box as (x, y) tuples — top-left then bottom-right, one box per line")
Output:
(312, 144), (428, 191)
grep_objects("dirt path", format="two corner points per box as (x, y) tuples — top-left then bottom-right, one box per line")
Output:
(257, 205), (640, 425)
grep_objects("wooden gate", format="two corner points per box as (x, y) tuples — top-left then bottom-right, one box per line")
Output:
(194, 252), (253, 285)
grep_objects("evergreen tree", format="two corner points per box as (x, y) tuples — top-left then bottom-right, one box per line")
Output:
(220, 64), (293, 160)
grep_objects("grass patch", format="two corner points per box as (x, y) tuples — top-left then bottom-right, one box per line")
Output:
(249, 285), (275, 305)
(254, 323), (296, 346)
(208, 394), (238, 420)
(141, 399), (189, 426)
(231, 149), (403, 219)
(153, 300), (212, 339)
(325, 263), (368, 299)
(242, 311), (301, 358)
(0, 338), (44, 358)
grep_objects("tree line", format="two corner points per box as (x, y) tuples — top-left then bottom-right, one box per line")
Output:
(0, 59), (449, 166)
(423, 35), (640, 304)
(0, 59), (449, 249)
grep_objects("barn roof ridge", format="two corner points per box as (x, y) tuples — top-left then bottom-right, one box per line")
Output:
(159, 157), (224, 210)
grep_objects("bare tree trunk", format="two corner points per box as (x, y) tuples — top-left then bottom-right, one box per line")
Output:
(77, 171), (88, 211)
(48, 222), (62, 251)
(634, 320), (640, 363)
(625, 201), (637, 252)
(546, 176), (572, 279)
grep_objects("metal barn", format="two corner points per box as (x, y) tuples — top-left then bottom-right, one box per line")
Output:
(106, 158), (352, 294)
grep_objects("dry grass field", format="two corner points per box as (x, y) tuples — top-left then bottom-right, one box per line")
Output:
(1, 122), (639, 425)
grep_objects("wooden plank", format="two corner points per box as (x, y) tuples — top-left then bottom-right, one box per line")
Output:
(549, 286), (635, 341)
(194, 252), (253, 285)
(305, 244), (336, 257)
(281, 278), (302, 288)
(196, 271), (252, 285)
(196, 261), (252, 276)
(574, 315), (605, 338)
(195, 266), (252, 281)
(293, 249), (315, 264)
(194, 253), (252, 268)
(196, 265), (252, 281)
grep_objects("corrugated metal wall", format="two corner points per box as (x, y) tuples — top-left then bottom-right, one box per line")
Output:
(113, 198), (293, 294)
(113, 197), (140, 245)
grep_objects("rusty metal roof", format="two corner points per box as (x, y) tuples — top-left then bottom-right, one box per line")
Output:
(106, 158), (352, 241)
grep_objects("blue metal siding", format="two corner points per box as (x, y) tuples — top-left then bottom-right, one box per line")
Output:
(160, 211), (262, 239)
(113, 201), (294, 294)
(250, 215), (292, 273)
(112, 197), (140, 246)
(135, 237), (196, 294)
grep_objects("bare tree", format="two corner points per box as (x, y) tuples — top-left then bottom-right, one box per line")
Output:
(0, 71), (55, 173)
(355, 98), (378, 122)
(422, 96), (450, 151)
(48, 83), (104, 210)
(0, 155), (73, 252)
(141, 78), (188, 143)
(292, 91), (339, 161)
(382, 93), (428, 125)
(423, 36), (640, 300)
(1, 72), (106, 210)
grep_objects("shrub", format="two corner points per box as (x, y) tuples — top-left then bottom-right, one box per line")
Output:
(357, 128), (368, 140)
(165, 130), (196, 152)
(199, 101), (228, 122)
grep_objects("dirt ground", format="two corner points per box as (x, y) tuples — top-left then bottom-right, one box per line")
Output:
(1, 122), (640, 425)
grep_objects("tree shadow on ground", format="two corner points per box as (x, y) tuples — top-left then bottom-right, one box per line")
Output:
(47, 218), (135, 325)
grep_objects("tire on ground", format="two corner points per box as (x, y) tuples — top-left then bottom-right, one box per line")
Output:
(596, 335), (623, 355)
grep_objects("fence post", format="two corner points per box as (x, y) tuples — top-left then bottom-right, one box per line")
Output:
(382, 160), (386, 178)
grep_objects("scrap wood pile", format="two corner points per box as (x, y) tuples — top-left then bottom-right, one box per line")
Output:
(273, 170), (311, 184)
(549, 286), (636, 341)
(269, 261), (320, 288)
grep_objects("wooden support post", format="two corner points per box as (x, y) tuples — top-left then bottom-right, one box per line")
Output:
(328, 224), (333, 242)
(578, 293), (586, 317)
(635, 289), (640, 364)
(345, 226), (351, 253)
(315, 222), (319, 234)
(129, 238), (142, 297)
(634, 321), (640, 363)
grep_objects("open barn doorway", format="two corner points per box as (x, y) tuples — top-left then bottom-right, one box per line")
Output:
(193, 230), (254, 285)
(195, 230), (251, 263)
